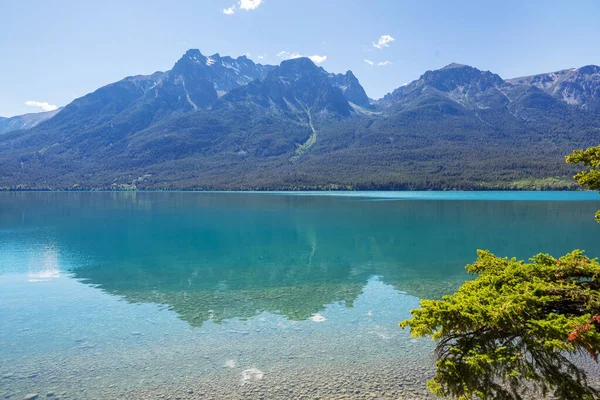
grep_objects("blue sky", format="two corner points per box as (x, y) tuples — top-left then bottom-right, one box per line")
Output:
(1, 0), (599, 117)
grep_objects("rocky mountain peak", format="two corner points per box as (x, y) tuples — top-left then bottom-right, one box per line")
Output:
(219, 56), (355, 118)
(172, 49), (209, 74)
(507, 64), (600, 108)
(327, 70), (370, 108)
(420, 64), (504, 92)
(381, 63), (506, 109)
(279, 57), (320, 78)
(440, 62), (469, 70)
(578, 65), (600, 75)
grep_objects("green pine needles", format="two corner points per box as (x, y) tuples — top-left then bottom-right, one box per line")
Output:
(566, 145), (600, 223)
(400, 250), (600, 399)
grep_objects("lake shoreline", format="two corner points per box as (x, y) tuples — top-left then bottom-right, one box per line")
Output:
(0, 187), (587, 192)
(1, 190), (599, 202)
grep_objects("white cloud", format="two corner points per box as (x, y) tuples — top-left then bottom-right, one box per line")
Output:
(364, 59), (374, 66)
(222, 0), (262, 14)
(25, 101), (58, 112)
(257, 55), (265, 60)
(276, 51), (303, 60)
(223, 5), (236, 14)
(308, 55), (327, 64)
(239, 0), (262, 10)
(373, 34), (395, 49)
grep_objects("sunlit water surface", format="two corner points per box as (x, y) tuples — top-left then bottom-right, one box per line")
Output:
(1, 192), (599, 399)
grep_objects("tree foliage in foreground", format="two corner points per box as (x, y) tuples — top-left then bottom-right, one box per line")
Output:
(566, 145), (600, 223)
(400, 250), (600, 399)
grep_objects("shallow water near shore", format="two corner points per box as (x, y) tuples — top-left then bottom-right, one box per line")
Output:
(1, 192), (600, 399)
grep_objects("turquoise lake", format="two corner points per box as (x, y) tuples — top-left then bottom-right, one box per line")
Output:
(1, 192), (600, 399)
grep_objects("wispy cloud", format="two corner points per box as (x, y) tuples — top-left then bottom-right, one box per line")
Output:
(365, 59), (392, 67)
(308, 55), (327, 64)
(25, 101), (58, 112)
(277, 51), (303, 60)
(373, 34), (395, 49)
(239, 0), (262, 10)
(276, 51), (327, 64)
(223, 0), (263, 14)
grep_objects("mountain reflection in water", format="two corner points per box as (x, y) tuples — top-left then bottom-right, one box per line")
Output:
(1, 192), (599, 328)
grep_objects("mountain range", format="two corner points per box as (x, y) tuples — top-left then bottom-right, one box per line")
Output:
(1, 50), (599, 190)
(0, 108), (61, 135)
